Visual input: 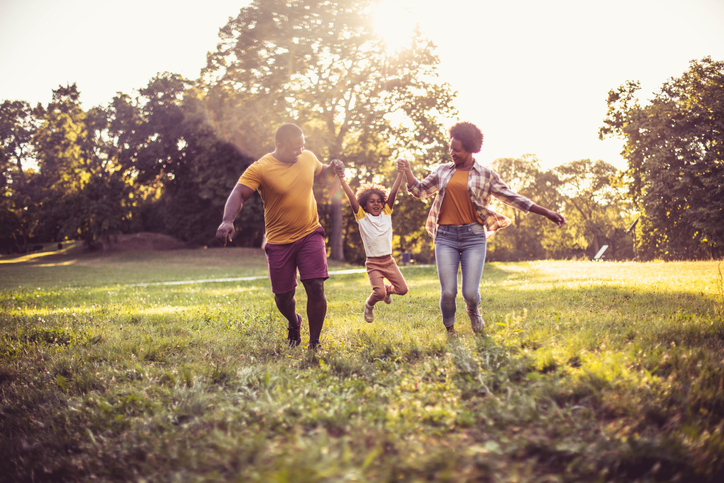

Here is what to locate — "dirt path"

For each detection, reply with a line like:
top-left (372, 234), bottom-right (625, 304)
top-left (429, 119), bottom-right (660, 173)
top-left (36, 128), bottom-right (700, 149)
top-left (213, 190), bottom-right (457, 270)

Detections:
top-left (129, 268), bottom-right (370, 287)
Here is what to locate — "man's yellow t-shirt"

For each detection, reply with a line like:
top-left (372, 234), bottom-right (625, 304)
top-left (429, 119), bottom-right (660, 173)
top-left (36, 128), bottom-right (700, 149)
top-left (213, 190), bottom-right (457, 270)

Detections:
top-left (238, 151), bottom-right (323, 245)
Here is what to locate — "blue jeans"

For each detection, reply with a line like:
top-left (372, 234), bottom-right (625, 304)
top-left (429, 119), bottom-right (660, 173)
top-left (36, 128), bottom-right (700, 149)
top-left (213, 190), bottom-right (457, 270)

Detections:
top-left (435, 223), bottom-right (487, 328)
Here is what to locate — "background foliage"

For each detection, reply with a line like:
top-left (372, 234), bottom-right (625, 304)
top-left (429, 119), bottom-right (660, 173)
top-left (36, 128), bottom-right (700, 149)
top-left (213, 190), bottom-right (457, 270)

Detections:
top-left (1, 0), bottom-right (720, 262)
top-left (600, 56), bottom-right (724, 260)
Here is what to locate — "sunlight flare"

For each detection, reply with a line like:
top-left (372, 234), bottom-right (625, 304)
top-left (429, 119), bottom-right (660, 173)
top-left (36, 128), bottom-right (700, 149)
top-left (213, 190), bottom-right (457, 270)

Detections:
top-left (371, 0), bottom-right (417, 51)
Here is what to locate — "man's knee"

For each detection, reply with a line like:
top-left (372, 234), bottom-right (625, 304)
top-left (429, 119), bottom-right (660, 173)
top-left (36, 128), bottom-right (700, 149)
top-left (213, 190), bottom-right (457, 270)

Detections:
top-left (275, 289), bottom-right (295, 306)
top-left (302, 278), bottom-right (326, 299)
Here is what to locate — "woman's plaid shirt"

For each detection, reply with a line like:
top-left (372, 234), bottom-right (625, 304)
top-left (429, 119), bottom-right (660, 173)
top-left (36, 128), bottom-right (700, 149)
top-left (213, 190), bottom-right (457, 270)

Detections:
top-left (407, 160), bottom-right (534, 241)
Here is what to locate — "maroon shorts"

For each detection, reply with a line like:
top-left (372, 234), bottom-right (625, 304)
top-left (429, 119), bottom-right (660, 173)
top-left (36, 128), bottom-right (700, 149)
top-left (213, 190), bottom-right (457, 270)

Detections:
top-left (264, 226), bottom-right (329, 294)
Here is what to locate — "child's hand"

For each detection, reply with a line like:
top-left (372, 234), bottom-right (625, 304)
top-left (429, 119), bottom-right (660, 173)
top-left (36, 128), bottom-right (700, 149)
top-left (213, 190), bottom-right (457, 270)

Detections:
top-left (397, 158), bottom-right (410, 172)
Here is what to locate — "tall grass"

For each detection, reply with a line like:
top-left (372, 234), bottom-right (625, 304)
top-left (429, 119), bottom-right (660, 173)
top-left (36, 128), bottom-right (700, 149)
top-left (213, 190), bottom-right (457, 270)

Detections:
top-left (1, 248), bottom-right (723, 481)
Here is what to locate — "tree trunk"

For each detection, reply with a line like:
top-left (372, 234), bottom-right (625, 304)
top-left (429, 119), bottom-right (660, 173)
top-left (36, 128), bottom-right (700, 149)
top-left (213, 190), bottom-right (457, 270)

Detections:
top-left (101, 233), bottom-right (112, 255)
top-left (329, 195), bottom-right (344, 261)
top-left (326, 145), bottom-right (345, 261)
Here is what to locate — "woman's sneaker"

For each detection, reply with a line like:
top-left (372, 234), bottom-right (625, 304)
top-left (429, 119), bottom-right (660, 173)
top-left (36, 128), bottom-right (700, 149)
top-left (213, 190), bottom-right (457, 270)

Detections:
top-left (466, 305), bottom-right (485, 334)
top-left (364, 303), bottom-right (374, 323)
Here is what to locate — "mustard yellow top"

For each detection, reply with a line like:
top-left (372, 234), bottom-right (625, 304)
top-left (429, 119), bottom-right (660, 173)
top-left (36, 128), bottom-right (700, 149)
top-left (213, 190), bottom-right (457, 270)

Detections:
top-left (238, 151), bottom-right (323, 244)
top-left (437, 169), bottom-right (484, 226)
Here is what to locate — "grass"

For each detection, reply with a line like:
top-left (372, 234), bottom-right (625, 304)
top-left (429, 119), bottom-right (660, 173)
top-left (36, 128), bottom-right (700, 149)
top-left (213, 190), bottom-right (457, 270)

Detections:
top-left (0, 244), bottom-right (271, 289)
top-left (1, 247), bottom-right (724, 482)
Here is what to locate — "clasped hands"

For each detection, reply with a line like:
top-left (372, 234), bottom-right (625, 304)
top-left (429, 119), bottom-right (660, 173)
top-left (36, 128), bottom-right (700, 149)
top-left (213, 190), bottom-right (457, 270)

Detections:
top-left (331, 157), bottom-right (410, 179)
top-left (330, 159), bottom-right (345, 178)
top-left (396, 158), bottom-right (410, 172)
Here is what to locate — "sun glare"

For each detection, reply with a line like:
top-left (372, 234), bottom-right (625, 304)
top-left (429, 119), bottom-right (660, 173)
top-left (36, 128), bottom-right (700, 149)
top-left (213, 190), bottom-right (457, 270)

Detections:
top-left (372, 0), bottom-right (417, 51)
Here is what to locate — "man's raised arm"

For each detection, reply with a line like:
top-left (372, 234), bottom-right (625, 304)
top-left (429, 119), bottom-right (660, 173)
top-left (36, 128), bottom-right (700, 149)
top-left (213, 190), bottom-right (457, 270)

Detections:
top-left (316, 159), bottom-right (344, 184)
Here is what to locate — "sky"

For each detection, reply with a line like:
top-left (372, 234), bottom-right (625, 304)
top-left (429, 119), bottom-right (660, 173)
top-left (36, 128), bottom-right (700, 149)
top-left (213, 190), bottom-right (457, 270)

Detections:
top-left (1, 0), bottom-right (723, 171)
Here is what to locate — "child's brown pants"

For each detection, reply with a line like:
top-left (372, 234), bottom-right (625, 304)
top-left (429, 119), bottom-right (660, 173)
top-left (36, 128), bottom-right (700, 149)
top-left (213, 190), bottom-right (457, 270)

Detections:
top-left (365, 255), bottom-right (409, 306)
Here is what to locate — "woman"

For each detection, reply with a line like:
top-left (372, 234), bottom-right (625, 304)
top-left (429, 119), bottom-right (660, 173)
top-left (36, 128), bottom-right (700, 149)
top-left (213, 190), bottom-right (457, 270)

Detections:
top-left (397, 121), bottom-right (565, 335)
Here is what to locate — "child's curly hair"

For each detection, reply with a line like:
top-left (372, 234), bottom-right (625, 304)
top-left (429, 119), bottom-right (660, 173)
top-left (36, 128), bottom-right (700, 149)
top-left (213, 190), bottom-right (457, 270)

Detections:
top-left (355, 183), bottom-right (388, 210)
top-left (449, 121), bottom-right (484, 153)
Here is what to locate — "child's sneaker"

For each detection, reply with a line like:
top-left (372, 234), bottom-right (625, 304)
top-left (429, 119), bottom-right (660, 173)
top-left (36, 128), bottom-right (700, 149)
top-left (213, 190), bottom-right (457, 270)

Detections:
top-left (466, 305), bottom-right (485, 334)
top-left (384, 293), bottom-right (392, 304)
top-left (364, 303), bottom-right (374, 323)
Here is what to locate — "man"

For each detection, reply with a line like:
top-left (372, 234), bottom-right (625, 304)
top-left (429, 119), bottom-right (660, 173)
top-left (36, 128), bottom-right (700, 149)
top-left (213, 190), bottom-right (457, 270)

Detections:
top-left (216, 124), bottom-right (342, 350)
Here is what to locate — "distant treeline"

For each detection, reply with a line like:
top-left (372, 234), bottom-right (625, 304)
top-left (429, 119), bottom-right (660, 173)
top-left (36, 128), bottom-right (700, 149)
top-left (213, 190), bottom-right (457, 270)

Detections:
top-left (0, 81), bottom-right (634, 262)
top-left (1, 1), bottom-right (721, 261)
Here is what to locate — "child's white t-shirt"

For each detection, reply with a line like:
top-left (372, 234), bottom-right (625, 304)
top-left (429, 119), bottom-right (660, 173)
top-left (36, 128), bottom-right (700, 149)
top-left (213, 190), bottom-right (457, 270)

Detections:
top-left (355, 205), bottom-right (393, 257)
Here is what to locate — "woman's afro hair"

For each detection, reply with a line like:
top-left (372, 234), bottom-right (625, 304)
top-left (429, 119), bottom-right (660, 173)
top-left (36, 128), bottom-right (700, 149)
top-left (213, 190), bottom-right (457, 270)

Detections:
top-left (449, 121), bottom-right (484, 153)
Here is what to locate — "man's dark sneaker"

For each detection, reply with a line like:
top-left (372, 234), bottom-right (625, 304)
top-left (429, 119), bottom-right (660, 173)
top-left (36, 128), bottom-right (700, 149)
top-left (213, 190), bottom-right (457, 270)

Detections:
top-left (446, 325), bottom-right (458, 336)
top-left (308, 340), bottom-right (320, 351)
top-left (288, 314), bottom-right (302, 347)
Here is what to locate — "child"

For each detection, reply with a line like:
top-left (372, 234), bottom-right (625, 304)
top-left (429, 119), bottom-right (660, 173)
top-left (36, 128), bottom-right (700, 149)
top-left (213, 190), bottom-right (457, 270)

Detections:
top-left (335, 164), bottom-right (409, 322)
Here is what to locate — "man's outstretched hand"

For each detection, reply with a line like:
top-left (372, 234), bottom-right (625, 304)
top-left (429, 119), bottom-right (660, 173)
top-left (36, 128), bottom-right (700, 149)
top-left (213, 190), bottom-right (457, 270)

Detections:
top-left (216, 221), bottom-right (235, 246)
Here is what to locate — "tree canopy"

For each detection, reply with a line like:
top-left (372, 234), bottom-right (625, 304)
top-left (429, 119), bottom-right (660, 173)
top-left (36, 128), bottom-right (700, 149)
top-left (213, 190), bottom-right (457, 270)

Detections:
top-left (600, 56), bottom-right (724, 260)
top-left (485, 156), bottom-right (631, 261)
top-left (202, 0), bottom-right (457, 260)
top-left (4, 3), bottom-right (718, 262)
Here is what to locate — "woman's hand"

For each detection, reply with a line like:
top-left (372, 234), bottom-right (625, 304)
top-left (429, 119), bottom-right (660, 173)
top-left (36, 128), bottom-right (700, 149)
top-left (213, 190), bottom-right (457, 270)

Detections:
top-left (530, 204), bottom-right (566, 227)
top-left (547, 211), bottom-right (566, 227)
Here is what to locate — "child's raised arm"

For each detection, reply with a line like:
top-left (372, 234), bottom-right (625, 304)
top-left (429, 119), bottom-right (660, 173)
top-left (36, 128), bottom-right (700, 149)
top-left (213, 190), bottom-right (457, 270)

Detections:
top-left (386, 171), bottom-right (404, 209)
top-left (337, 170), bottom-right (361, 213)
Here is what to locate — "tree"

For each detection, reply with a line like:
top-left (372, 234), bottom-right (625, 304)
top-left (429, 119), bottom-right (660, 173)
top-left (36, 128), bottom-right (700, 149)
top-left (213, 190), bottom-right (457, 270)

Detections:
top-left (600, 57), bottom-right (724, 259)
top-left (0, 100), bottom-right (40, 252)
top-left (202, 0), bottom-right (457, 260)
top-left (126, 73), bottom-right (263, 246)
top-left (31, 85), bottom-right (138, 251)
top-left (31, 85), bottom-right (89, 244)
top-left (4, 76), bottom-right (267, 252)
top-left (486, 156), bottom-right (566, 261)
top-left (554, 159), bottom-right (633, 259)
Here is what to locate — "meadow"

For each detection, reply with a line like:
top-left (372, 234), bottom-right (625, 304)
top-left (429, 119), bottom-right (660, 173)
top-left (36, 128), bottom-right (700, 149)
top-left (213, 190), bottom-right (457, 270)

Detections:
top-left (1, 246), bottom-right (723, 482)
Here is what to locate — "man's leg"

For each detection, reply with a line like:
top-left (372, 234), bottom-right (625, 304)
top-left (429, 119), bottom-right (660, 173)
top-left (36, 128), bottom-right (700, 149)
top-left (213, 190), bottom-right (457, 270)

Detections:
top-left (274, 289), bottom-right (301, 346)
top-left (264, 240), bottom-right (302, 346)
top-left (296, 227), bottom-right (329, 348)
top-left (301, 278), bottom-right (326, 348)
top-left (274, 289), bottom-right (298, 325)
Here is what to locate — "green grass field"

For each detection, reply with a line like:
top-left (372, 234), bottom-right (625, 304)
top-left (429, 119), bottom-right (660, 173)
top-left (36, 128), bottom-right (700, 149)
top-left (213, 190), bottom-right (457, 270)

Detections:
top-left (1, 247), bottom-right (723, 482)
